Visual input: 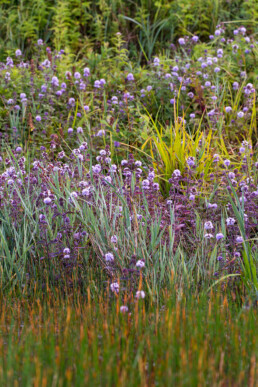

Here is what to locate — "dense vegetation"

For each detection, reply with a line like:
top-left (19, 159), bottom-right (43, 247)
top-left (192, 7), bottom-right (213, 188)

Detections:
top-left (0, 2), bottom-right (257, 385)
top-left (0, 0), bottom-right (257, 60)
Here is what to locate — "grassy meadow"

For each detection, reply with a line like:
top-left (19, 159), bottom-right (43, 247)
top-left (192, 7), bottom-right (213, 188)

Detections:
top-left (0, 0), bottom-right (257, 385)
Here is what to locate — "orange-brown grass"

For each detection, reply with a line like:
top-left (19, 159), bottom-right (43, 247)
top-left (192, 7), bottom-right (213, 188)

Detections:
top-left (0, 287), bottom-right (257, 387)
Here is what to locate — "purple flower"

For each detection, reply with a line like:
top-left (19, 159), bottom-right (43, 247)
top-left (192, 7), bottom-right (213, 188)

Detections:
top-left (204, 233), bottom-right (214, 239)
top-left (233, 82), bottom-right (239, 90)
top-left (83, 67), bottom-right (90, 77)
top-left (228, 172), bottom-right (235, 179)
top-left (68, 98), bottom-right (75, 106)
top-left (178, 38), bottom-right (185, 45)
top-left (100, 79), bottom-right (106, 87)
top-left (120, 306), bottom-right (128, 313)
top-left (236, 236), bottom-right (244, 243)
top-left (207, 203), bottom-right (218, 209)
top-left (172, 170), bottom-right (181, 178)
top-left (105, 252), bottom-right (114, 262)
top-left (110, 282), bottom-right (119, 293)
top-left (216, 233), bottom-right (224, 241)
top-left (153, 57), bottom-right (160, 66)
top-left (135, 290), bottom-right (145, 299)
top-left (97, 130), bottom-right (105, 137)
top-left (136, 260), bottom-right (145, 268)
top-left (204, 221), bottom-right (214, 230)
top-left (15, 49), bottom-right (22, 57)
top-left (44, 197), bottom-right (52, 205)
top-left (111, 235), bottom-right (118, 243)
top-left (127, 73), bottom-right (134, 81)
top-left (186, 157), bottom-right (195, 168)
top-left (36, 115), bottom-right (41, 122)
top-left (92, 164), bottom-right (102, 174)
top-left (51, 76), bottom-right (59, 87)
top-left (82, 188), bottom-right (90, 196)
top-left (74, 72), bottom-right (81, 79)
top-left (142, 179), bottom-right (150, 189)
top-left (94, 80), bottom-right (100, 88)
top-left (226, 217), bottom-right (235, 226)
top-left (70, 191), bottom-right (78, 199)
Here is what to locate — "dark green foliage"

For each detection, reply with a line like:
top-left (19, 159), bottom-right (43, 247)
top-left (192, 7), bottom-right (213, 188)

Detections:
top-left (0, 0), bottom-right (257, 60)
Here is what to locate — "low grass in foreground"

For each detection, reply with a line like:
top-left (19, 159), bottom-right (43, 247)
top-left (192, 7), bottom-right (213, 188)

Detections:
top-left (0, 287), bottom-right (257, 387)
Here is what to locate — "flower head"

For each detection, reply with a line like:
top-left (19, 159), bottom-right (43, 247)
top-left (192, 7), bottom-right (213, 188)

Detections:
top-left (44, 197), bottom-right (52, 205)
top-left (111, 235), bottom-right (118, 244)
top-left (236, 236), bottom-right (244, 243)
top-left (204, 221), bottom-right (214, 230)
top-left (178, 38), bottom-right (185, 45)
top-left (204, 233), bottom-right (214, 239)
top-left (110, 282), bottom-right (119, 293)
top-left (226, 217), bottom-right (235, 226)
top-left (127, 73), bottom-right (134, 81)
top-left (224, 159), bottom-right (231, 167)
top-left (135, 290), bottom-right (145, 299)
top-left (105, 252), bottom-right (114, 262)
top-left (136, 260), bottom-right (145, 268)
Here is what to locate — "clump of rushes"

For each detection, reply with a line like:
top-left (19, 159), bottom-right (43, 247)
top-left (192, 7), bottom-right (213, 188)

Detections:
top-left (0, 138), bottom-right (257, 298)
